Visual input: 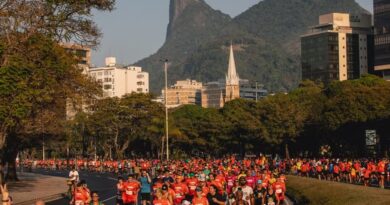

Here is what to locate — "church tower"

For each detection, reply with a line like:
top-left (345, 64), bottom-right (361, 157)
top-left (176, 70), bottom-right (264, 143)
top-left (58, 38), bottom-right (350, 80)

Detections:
top-left (225, 43), bottom-right (240, 102)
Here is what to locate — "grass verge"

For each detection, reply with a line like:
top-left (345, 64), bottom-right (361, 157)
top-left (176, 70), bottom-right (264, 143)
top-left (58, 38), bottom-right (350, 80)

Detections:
top-left (286, 175), bottom-right (390, 205)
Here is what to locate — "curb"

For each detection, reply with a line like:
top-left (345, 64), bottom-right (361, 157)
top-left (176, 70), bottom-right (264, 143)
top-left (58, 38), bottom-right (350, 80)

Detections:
top-left (14, 193), bottom-right (66, 205)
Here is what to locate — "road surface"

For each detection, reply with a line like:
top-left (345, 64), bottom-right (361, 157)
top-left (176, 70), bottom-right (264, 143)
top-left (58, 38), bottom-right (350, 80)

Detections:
top-left (32, 169), bottom-right (118, 205)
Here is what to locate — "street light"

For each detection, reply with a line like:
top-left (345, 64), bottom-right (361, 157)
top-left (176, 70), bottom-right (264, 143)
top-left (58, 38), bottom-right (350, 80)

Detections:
top-left (255, 81), bottom-right (258, 102)
top-left (162, 59), bottom-right (169, 161)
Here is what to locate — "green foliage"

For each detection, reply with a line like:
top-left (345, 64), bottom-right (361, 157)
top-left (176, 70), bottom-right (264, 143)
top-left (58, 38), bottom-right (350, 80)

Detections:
top-left (57, 76), bottom-right (390, 158)
top-left (77, 93), bottom-right (164, 159)
top-left (0, 34), bottom-right (100, 135)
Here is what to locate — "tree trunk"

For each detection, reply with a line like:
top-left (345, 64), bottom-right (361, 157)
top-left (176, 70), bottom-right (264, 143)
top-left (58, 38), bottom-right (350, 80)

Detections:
top-left (4, 134), bottom-right (19, 181)
top-left (5, 157), bottom-right (18, 181)
top-left (285, 143), bottom-right (290, 160)
top-left (0, 163), bottom-right (4, 185)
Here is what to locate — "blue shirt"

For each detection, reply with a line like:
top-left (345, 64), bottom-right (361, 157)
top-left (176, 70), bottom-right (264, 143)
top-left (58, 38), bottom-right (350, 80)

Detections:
top-left (139, 177), bottom-right (151, 193)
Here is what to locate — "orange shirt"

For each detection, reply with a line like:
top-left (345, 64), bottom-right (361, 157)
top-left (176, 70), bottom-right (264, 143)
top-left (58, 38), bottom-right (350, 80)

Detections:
top-left (192, 196), bottom-right (209, 205)
top-left (378, 161), bottom-right (385, 173)
top-left (74, 189), bottom-right (89, 205)
top-left (153, 198), bottom-right (170, 205)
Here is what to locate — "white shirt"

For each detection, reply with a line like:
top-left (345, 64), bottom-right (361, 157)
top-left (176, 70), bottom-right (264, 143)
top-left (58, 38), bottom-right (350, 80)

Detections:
top-left (234, 185), bottom-right (253, 205)
top-left (69, 170), bottom-right (79, 182)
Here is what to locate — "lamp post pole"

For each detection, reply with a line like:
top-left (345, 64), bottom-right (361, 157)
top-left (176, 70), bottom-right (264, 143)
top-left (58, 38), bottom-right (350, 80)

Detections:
top-left (255, 81), bottom-right (258, 102)
top-left (164, 59), bottom-right (169, 161)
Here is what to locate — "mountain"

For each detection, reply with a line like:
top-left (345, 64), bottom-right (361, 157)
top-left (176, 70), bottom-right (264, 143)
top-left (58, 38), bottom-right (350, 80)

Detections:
top-left (136, 0), bottom-right (231, 93)
top-left (136, 0), bottom-right (369, 93)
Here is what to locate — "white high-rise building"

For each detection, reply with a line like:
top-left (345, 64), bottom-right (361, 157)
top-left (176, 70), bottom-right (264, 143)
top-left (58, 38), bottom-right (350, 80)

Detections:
top-left (88, 57), bottom-right (149, 98)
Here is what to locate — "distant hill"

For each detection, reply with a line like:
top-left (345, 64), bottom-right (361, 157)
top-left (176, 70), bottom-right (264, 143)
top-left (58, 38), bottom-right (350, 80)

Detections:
top-left (136, 0), bottom-right (369, 93)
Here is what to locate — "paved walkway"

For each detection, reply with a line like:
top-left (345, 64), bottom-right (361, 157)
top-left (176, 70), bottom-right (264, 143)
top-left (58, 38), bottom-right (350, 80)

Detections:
top-left (1, 172), bottom-right (67, 205)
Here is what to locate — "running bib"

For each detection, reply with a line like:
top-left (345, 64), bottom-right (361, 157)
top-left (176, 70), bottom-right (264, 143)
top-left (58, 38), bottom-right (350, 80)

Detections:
top-left (175, 193), bottom-right (182, 198)
top-left (189, 185), bottom-right (196, 190)
top-left (126, 190), bottom-right (134, 195)
top-left (276, 189), bottom-right (283, 194)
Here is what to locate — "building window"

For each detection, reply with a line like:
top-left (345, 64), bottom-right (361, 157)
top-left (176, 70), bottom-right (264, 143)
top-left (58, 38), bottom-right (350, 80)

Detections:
top-left (137, 81), bottom-right (144, 85)
top-left (137, 74), bottom-right (144, 78)
top-left (98, 72), bottom-right (102, 76)
top-left (104, 84), bottom-right (112, 90)
top-left (137, 88), bottom-right (143, 92)
top-left (104, 78), bottom-right (112, 82)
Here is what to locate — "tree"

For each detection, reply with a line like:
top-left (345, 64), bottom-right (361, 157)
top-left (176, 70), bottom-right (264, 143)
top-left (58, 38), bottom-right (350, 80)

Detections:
top-left (172, 105), bottom-right (227, 156)
top-left (0, 0), bottom-right (115, 183)
top-left (222, 99), bottom-right (265, 156)
top-left (85, 93), bottom-right (164, 159)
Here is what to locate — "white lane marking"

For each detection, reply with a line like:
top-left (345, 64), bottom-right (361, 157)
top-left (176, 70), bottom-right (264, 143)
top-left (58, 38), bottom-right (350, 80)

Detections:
top-left (101, 195), bottom-right (117, 202)
top-left (107, 177), bottom-right (118, 181)
top-left (285, 197), bottom-right (292, 205)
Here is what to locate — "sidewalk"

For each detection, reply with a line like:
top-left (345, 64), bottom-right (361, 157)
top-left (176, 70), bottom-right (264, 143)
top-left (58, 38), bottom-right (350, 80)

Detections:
top-left (1, 172), bottom-right (67, 205)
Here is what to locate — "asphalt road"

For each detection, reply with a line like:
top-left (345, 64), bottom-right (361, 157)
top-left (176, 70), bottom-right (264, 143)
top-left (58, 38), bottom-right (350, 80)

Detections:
top-left (32, 169), bottom-right (119, 205)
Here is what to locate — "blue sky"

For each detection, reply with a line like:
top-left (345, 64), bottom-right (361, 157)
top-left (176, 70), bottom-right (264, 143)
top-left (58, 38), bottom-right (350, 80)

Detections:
top-left (91, 0), bottom-right (373, 66)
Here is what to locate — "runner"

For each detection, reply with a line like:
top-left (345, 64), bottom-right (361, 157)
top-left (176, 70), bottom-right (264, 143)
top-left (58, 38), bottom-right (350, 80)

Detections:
top-left (172, 175), bottom-right (188, 205)
top-left (234, 177), bottom-right (254, 205)
top-left (90, 191), bottom-right (104, 205)
top-left (122, 174), bottom-right (141, 205)
top-left (69, 166), bottom-right (80, 185)
top-left (232, 189), bottom-right (248, 205)
top-left (139, 170), bottom-right (152, 205)
top-left (71, 183), bottom-right (91, 205)
top-left (192, 187), bottom-right (209, 205)
top-left (206, 185), bottom-right (225, 205)
top-left (153, 189), bottom-right (170, 205)
top-left (253, 180), bottom-right (266, 205)
top-left (161, 184), bottom-right (173, 205)
top-left (117, 177), bottom-right (125, 205)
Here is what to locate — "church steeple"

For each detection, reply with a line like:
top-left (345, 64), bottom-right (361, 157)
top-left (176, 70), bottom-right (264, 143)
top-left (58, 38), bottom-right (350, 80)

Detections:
top-left (226, 43), bottom-right (239, 86)
top-left (224, 42), bottom-right (240, 103)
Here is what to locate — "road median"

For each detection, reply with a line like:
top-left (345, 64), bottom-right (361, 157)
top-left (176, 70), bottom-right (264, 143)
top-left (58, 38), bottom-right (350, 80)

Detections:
top-left (286, 175), bottom-right (390, 205)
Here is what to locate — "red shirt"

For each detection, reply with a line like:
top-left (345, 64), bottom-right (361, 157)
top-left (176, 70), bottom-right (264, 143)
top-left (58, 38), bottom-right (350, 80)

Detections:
top-left (122, 181), bottom-right (140, 203)
top-left (186, 178), bottom-right (198, 196)
top-left (173, 183), bottom-right (188, 204)
top-left (333, 165), bottom-right (340, 174)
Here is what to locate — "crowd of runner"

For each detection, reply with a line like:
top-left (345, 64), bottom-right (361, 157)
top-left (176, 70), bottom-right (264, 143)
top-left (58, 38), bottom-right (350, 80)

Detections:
top-left (20, 156), bottom-right (288, 205)
top-left (11, 156), bottom-right (390, 205)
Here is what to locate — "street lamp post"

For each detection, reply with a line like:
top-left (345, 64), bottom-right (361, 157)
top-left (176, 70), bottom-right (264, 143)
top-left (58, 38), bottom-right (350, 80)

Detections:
top-left (255, 81), bottom-right (258, 102)
top-left (163, 59), bottom-right (169, 161)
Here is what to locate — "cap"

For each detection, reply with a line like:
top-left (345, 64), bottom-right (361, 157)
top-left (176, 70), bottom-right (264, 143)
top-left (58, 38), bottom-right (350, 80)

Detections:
top-left (162, 185), bottom-right (168, 191)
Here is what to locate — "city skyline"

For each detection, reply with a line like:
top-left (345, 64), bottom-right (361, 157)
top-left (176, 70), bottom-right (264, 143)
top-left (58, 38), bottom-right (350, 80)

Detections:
top-left (91, 0), bottom-right (373, 66)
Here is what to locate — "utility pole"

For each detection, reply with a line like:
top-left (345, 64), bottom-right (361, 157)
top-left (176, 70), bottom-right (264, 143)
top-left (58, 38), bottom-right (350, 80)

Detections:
top-left (255, 81), bottom-right (258, 102)
top-left (42, 137), bottom-right (45, 161)
top-left (163, 59), bottom-right (169, 161)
